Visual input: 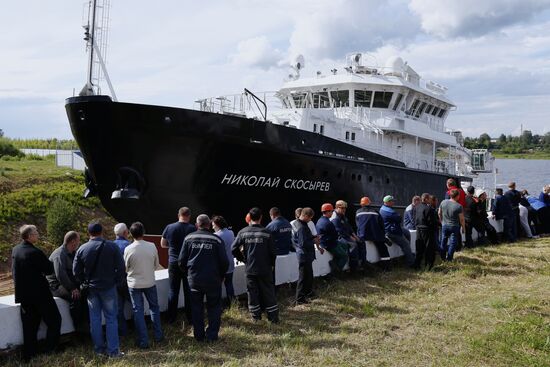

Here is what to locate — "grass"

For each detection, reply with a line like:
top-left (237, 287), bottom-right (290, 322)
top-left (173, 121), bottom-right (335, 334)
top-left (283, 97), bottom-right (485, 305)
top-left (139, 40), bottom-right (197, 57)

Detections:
top-left (1, 238), bottom-right (549, 366)
top-left (491, 150), bottom-right (550, 159)
top-left (0, 157), bottom-right (115, 267)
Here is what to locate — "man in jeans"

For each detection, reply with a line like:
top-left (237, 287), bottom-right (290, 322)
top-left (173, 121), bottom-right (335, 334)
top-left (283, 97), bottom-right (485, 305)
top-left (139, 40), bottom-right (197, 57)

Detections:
top-left (124, 222), bottom-right (164, 349)
top-left (179, 215), bottom-right (228, 341)
top-left (380, 195), bottom-right (415, 267)
top-left (293, 208), bottom-right (321, 304)
top-left (438, 189), bottom-right (466, 261)
top-left (113, 223), bottom-right (131, 336)
top-left (73, 222), bottom-right (125, 357)
top-left (160, 207), bottom-right (196, 324)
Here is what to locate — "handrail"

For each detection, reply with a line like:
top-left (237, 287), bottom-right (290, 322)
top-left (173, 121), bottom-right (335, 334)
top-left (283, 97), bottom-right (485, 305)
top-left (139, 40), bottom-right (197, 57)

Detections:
top-left (244, 88), bottom-right (267, 122)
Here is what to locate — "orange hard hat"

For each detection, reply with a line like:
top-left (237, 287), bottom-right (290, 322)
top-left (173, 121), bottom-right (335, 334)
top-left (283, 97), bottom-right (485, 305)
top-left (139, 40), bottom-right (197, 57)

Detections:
top-left (321, 203), bottom-right (334, 212)
top-left (360, 196), bottom-right (371, 206)
top-left (245, 213), bottom-right (251, 224)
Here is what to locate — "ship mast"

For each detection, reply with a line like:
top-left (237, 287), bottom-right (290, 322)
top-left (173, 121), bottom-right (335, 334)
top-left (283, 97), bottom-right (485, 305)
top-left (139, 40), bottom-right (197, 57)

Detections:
top-left (79, 0), bottom-right (117, 101)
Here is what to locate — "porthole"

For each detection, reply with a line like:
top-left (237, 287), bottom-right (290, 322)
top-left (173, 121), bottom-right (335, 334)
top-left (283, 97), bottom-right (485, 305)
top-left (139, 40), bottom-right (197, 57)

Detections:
top-left (386, 177), bottom-right (390, 184)
top-left (164, 116), bottom-right (172, 124)
top-left (352, 174), bottom-right (356, 180)
top-left (323, 170), bottom-right (328, 177)
top-left (358, 174), bottom-right (362, 181)
top-left (369, 176), bottom-right (373, 182)
top-left (337, 171), bottom-right (342, 179)
top-left (301, 139), bottom-right (306, 145)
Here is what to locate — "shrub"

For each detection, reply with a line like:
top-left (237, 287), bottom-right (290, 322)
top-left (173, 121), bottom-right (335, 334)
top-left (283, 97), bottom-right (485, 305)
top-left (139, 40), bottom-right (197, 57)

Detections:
top-left (24, 153), bottom-right (44, 161)
top-left (0, 138), bottom-right (23, 158)
top-left (46, 198), bottom-right (78, 246)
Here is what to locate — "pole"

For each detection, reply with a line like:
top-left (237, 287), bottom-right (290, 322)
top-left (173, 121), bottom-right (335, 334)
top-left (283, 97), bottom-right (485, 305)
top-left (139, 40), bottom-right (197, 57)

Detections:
top-left (86, 0), bottom-right (98, 92)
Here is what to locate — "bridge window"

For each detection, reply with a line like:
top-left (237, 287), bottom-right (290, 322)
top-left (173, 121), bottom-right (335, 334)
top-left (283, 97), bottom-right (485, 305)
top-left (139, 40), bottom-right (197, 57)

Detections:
top-left (414, 102), bottom-right (427, 117)
top-left (372, 91), bottom-right (393, 108)
top-left (425, 104), bottom-right (433, 114)
top-left (407, 99), bottom-right (420, 115)
top-left (438, 108), bottom-right (446, 118)
top-left (431, 106), bottom-right (440, 116)
top-left (320, 125), bottom-right (324, 135)
top-left (351, 132), bottom-right (356, 141)
top-left (354, 90), bottom-right (372, 107)
top-left (312, 92), bottom-right (330, 108)
top-left (392, 93), bottom-right (403, 111)
top-left (313, 123), bottom-right (317, 132)
top-left (330, 90), bottom-right (349, 107)
top-left (345, 131), bottom-right (350, 140)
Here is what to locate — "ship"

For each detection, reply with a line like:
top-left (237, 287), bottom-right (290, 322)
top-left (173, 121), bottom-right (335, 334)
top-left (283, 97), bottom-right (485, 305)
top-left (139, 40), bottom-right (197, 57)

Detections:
top-left (65, 1), bottom-right (493, 233)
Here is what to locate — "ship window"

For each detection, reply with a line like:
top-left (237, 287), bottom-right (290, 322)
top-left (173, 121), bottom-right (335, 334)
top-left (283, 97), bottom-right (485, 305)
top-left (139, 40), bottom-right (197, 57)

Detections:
top-left (351, 132), bottom-right (356, 141)
top-left (320, 125), bottom-right (324, 135)
top-left (431, 107), bottom-right (440, 116)
top-left (312, 92), bottom-right (330, 108)
top-left (313, 123), bottom-right (317, 132)
top-left (407, 99), bottom-right (420, 115)
top-left (386, 177), bottom-right (390, 184)
top-left (414, 102), bottom-right (427, 118)
top-left (337, 171), bottom-right (343, 179)
top-left (372, 91), bottom-right (393, 108)
top-left (425, 104), bottom-right (434, 114)
top-left (345, 131), bottom-right (350, 140)
top-left (438, 108), bottom-right (446, 118)
top-left (323, 170), bottom-right (328, 177)
top-left (352, 174), bottom-right (356, 180)
top-left (358, 174), bottom-right (362, 181)
top-left (354, 90), bottom-right (372, 107)
top-left (330, 90), bottom-right (349, 107)
top-left (369, 176), bottom-right (373, 182)
top-left (392, 93), bottom-right (403, 111)
top-left (291, 92), bottom-right (308, 108)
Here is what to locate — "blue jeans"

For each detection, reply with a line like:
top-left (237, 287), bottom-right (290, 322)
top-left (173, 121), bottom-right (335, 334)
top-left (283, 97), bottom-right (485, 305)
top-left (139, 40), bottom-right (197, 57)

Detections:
top-left (387, 233), bottom-right (415, 266)
top-left (190, 285), bottom-right (222, 341)
top-left (128, 286), bottom-right (164, 348)
top-left (503, 216), bottom-right (517, 242)
top-left (441, 225), bottom-right (461, 261)
top-left (87, 286), bottom-right (119, 356)
top-left (117, 284), bottom-right (130, 336)
top-left (168, 263), bottom-right (192, 323)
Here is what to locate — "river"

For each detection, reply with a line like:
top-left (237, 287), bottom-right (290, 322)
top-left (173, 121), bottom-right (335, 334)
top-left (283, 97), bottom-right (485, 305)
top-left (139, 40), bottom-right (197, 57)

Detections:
top-left (473, 159), bottom-right (550, 195)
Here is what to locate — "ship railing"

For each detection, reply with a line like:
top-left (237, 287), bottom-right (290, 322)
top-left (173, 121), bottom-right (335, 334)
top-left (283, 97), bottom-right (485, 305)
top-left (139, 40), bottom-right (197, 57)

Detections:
top-left (194, 91), bottom-right (283, 120)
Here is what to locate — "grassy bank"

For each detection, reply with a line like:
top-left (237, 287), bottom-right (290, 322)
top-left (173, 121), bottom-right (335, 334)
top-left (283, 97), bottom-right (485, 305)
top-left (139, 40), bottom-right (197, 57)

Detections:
top-left (491, 150), bottom-right (550, 159)
top-left (0, 156), bottom-right (114, 267)
top-left (2, 238), bottom-right (549, 367)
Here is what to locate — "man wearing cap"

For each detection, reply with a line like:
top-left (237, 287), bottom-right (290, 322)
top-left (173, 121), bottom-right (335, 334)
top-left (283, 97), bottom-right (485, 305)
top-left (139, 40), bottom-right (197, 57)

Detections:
top-left (232, 208), bottom-right (279, 322)
top-left (355, 196), bottom-right (391, 271)
top-left (179, 215), bottom-right (228, 342)
top-left (73, 222), bottom-right (125, 357)
top-left (331, 200), bottom-right (363, 272)
top-left (414, 193), bottom-right (438, 269)
top-left (380, 195), bottom-right (415, 267)
top-left (316, 203), bottom-right (347, 272)
top-left (113, 223), bottom-right (131, 336)
top-left (160, 207), bottom-right (196, 325)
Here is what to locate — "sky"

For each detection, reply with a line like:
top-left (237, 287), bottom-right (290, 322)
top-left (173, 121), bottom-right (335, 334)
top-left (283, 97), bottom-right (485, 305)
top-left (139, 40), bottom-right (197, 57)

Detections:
top-left (1, 0), bottom-right (550, 139)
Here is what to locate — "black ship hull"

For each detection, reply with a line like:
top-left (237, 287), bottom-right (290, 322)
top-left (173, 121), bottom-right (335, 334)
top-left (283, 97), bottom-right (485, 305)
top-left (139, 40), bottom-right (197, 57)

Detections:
top-left (65, 95), bottom-right (464, 233)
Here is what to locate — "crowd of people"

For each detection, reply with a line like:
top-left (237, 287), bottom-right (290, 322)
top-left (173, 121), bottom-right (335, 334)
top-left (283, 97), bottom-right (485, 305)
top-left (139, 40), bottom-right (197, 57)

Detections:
top-left (10, 180), bottom-right (550, 362)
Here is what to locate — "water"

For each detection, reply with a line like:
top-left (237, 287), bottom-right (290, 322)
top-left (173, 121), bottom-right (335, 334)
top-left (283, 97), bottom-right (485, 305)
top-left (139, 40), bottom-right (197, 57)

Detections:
top-left (473, 159), bottom-right (550, 195)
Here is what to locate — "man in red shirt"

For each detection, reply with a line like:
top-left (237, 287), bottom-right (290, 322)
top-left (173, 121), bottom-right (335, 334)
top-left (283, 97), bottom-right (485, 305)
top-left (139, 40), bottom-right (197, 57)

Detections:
top-left (445, 178), bottom-right (466, 207)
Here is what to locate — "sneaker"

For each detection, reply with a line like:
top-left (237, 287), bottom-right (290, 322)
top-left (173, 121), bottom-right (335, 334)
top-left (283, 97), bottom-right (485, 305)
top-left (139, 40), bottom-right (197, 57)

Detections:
top-left (109, 352), bottom-right (125, 358)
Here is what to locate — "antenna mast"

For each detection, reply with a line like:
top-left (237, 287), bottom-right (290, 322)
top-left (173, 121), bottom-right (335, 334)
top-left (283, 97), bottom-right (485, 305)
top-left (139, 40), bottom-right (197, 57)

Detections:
top-left (79, 0), bottom-right (117, 101)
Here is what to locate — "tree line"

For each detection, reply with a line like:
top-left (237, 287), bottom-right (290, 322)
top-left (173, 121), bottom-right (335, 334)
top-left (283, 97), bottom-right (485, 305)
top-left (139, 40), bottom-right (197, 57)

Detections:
top-left (464, 131), bottom-right (550, 154)
top-left (5, 138), bottom-right (78, 150)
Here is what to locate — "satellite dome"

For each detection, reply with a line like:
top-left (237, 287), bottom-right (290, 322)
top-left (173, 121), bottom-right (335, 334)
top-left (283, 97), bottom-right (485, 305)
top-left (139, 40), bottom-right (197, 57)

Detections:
top-left (384, 56), bottom-right (404, 77)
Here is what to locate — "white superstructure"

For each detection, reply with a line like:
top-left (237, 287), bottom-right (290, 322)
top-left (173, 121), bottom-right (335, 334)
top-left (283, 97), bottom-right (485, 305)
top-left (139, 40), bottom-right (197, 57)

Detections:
top-left (196, 53), bottom-right (492, 178)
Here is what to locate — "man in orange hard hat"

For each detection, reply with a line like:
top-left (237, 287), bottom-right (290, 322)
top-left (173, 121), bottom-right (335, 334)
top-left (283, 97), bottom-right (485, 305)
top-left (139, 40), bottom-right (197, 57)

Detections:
top-left (316, 203), bottom-right (348, 273)
top-left (355, 196), bottom-right (391, 271)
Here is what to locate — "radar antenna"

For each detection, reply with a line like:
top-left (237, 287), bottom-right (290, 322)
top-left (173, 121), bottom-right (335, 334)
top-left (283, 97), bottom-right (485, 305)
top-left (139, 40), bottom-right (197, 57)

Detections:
top-left (79, 0), bottom-right (117, 101)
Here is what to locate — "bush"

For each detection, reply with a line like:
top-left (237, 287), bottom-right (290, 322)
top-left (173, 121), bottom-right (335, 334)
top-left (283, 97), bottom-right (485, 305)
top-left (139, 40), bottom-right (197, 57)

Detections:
top-left (0, 138), bottom-right (23, 158)
top-left (24, 153), bottom-right (44, 161)
top-left (46, 198), bottom-right (78, 246)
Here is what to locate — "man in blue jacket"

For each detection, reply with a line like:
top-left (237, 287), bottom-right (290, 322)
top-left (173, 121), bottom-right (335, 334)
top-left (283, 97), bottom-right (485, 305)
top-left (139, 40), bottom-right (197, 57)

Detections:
top-left (73, 222), bottom-right (125, 357)
top-left (403, 195), bottom-right (420, 231)
top-left (266, 207), bottom-right (293, 255)
top-left (179, 215), bottom-right (228, 342)
top-left (293, 207), bottom-right (318, 304)
top-left (355, 196), bottom-right (391, 271)
top-left (331, 200), bottom-right (363, 271)
top-left (492, 188), bottom-right (516, 242)
top-left (379, 195), bottom-right (415, 267)
top-left (504, 182), bottom-right (521, 240)
top-left (316, 203), bottom-right (347, 272)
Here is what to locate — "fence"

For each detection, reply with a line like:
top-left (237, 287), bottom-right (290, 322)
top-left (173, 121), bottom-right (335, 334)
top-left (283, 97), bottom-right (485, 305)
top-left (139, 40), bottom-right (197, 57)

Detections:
top-left (20, 149), bottom-right (85, 171)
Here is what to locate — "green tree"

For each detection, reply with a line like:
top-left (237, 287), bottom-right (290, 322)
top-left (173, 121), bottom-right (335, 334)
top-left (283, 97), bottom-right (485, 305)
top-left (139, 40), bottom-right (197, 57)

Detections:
top-left (479, 133), bottom-right (491, 149)
top-left (498, 134), bottom-right (506, 144)
top-left (520, 130), bottom-right (533, 148)
top-left (46, 198), bottom-right (78, 246)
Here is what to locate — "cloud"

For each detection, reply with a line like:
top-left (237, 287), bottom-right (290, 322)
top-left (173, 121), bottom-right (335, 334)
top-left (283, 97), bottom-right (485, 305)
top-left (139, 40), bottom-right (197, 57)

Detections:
top-left (409, 0), bottom-right (550, 38)
top-left (230, 36), bottom-right (283, 70)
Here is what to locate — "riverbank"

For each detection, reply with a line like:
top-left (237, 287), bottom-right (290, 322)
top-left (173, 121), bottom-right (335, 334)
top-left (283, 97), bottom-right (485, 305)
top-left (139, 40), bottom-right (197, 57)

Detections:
top-left (491, 151), bottom-right (550, 159)
top-left (1, 238), bottom-right (548, 366)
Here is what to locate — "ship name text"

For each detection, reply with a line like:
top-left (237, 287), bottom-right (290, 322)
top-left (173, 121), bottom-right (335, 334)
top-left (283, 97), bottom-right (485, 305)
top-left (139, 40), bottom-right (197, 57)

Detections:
top-left (220, 174), bottom-right (330, 192)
